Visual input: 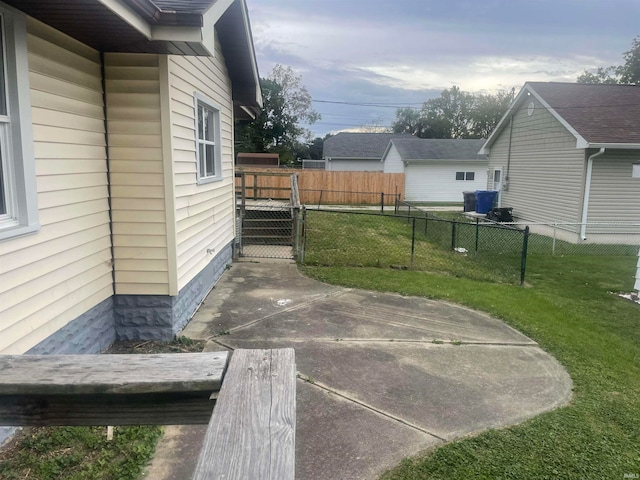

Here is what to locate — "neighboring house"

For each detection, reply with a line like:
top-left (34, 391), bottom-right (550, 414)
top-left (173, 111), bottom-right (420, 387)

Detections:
top-left (382, 138), bottom-right (488, 202)
top-left (323, 132), bottom-right (414, 171)
top-left (0, 0), bottom-right (261, 356)
top-left (481, 82), bottom-right (640, 242)
top-left (236, 152), bottom-right (280, 168)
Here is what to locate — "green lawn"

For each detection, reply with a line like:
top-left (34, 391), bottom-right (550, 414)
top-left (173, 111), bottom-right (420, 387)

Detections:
top-left (302, 233), bottom-right (640, 477)
top-left (304, 210), bottom-right (526, 284)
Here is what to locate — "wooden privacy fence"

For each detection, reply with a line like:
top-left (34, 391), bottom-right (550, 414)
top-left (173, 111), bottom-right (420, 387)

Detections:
top-left (0, 348), bottom-right (296, 480)
top-left (235, 168), bottom-right (405, 205)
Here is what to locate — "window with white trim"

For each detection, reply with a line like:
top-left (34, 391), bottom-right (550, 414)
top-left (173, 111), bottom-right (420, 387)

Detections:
top-left (0, 6), bottom-right (38, 241)
top-left (455, 171), bottom-right (475, 181)
top-left (195, 94), bottom-right (222, 183)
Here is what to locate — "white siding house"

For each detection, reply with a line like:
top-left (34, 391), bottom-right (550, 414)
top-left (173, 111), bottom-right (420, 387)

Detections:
top-left (382, 138), bottom-right (488, 203)
top-left (0, 0), bottom-right (261, 359)
top-left (481, 82), bottom-right (640, 242)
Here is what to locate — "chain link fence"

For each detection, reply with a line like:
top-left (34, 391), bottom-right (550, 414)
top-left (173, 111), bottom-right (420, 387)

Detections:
top-left (301, 208), bottom-right (529, 284)
top-left (509, 222), bottom-right (640, 256)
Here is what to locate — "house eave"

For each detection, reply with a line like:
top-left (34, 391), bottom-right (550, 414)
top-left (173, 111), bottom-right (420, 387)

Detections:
top-left (404, 157), bottom-right (488, 163)
top-left (585, 143), bottom-right (640, 150)
top-left (5, 0), bottom-right (262, 112)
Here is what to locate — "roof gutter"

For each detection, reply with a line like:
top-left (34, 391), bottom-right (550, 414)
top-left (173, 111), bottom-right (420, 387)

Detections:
top-left (580, 147), bottom-right (606, 240)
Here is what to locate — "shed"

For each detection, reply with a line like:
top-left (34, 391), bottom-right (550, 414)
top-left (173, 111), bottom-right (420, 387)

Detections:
top-left (236, 153), bottom-right (280, 168)
top-left (382, 138), bottom-right (488, 202)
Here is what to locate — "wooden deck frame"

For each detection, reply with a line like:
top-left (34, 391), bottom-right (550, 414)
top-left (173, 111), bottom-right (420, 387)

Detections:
top-left (0, 348), bottom-right (296, 480)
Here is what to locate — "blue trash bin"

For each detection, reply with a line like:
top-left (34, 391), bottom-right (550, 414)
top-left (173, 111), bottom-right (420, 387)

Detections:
top-left (475, 190), bottom-right (498, 214)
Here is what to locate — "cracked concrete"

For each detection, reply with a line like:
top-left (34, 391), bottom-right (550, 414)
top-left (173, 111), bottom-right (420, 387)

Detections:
top-left (148, 261), bottom-right (572, 480)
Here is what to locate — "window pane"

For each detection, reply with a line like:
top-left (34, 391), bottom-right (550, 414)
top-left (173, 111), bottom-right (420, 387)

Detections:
top-left (0, 162), bottom-right (6, 216)
top-left (205, 109), bottom-right (215, 141)
top-left (197, 105), bottom-right (204, 140)
top-left (199, 143), bottom-right (205, 176)
top-left (0, 21), bottom-right (6, 116)
top-left (205, 144), bottom-right (215, 176)
top-left (466, 172), bottom-right (475, 181)
top-left (455, 172), bottom-right (464, 181)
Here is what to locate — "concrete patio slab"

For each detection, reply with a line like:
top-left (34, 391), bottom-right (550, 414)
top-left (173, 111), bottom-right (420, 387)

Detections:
top-left (295, 380), bottom-right (438, 480)
top-left (151, 262), bottom-right (572, 480)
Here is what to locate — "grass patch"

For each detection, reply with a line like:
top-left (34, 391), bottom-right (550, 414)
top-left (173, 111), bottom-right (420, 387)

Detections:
top-left (302, 252), bottom-right (640, 478)
top-left (0, 338), bottom-right (205, 479)
top-left (304, 210), bottom-right (526, 284)
top-left (0, 426), bottom-right (162, 480)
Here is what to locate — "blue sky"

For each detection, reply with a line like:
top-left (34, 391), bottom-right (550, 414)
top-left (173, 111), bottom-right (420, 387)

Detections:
top-left (246, 0), bottom-right (640, 138)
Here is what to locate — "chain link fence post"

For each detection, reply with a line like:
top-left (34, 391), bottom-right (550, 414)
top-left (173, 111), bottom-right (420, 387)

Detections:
top-left (451, 221), bottom-right (457, 250)
top-left (520, 226), bottom-right (530, 285)
top-left (411, 217), bottom-right (416, 268)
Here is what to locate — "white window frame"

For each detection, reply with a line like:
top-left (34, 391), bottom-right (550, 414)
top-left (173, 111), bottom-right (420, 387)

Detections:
top-left (455, 171), bottom-right (476, 181)
top-left (0, 5), bottom-right (38, 241)
top-left (194, 92), bottom-right (222, 184)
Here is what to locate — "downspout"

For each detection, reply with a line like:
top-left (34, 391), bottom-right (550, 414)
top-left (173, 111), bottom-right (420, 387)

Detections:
top-left (100, 52), bottom-right (116, 292)
top-left (580, 147), bottom-right (605, 240)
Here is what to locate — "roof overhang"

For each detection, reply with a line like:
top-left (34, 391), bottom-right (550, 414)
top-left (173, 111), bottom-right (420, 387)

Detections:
top-left (404, 158), bottom-right (488, 163)
top-left (5, 0), bottom-right (261, 118)
top-left (585, 143), bottom-right (640, 150)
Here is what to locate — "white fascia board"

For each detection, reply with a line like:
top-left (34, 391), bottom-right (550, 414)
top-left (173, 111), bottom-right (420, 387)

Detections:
top-left (151, 25), bottom-right (204, 43)
top-left (97, 0), bottom-right (152, 38)
top-left (405, 158), bottom-right (488, 163)
top-left (236, 0), bottom-right (262, 107)
top-left (586, 143), bottom-right (640, 150)
top-left (380, 140), bottom-right (395, 162)
top-left (201, 0), bottom-right (235, 56)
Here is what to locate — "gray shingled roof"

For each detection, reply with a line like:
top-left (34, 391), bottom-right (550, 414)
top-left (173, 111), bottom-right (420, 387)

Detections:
top-left (526, 82), bottom-right (640, 144)
top-left (323, 133), bottom-right (414, 159)
top-left (389, 138), bottom-right (487, 161)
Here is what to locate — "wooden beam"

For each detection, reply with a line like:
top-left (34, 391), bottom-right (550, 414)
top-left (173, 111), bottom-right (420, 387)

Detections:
top-left (192, 349), bottom-right (296, 480)
top-left (0, 352), bottom-right (228, 426)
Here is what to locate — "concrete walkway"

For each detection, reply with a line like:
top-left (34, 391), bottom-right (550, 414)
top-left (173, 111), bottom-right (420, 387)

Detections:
top-left (146, 261), bottom-right (571, 480)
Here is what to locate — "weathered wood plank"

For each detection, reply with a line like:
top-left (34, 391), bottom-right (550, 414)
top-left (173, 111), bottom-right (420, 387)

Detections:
top-left (0, 353), bottom-right (228, 395)
top-left (192, 349), bottom-right (296, 480)
top-left (0, 352), bottom-right (228, 426)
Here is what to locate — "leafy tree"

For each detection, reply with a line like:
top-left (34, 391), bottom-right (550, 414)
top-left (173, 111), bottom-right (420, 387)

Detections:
top-left (393, 87), bottom-right (513, 139)
top-left (469, 89), bottom-right (514, 138)
top-left (235, 65), bottom-right (320, 165)
top-left (577, 36), bottom-right (640, 84)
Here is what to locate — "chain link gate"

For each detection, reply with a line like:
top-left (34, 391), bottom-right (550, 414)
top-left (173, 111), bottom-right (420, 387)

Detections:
top-left (236, 202), bottom-right (305, 260)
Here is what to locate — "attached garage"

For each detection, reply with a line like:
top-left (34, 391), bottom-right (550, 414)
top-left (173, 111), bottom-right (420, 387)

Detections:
top-left (383, 138), bottom-right (488, 202)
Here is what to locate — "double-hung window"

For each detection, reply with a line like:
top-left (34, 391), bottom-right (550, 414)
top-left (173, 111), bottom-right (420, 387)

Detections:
top-left (195, 93), bottom-right (222, 183)
top-left (0, 6), bottom-right (38, 241)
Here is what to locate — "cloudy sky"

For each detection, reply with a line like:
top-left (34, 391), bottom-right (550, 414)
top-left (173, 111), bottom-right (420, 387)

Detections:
top-left (245, 0), bottom-right (640, 138)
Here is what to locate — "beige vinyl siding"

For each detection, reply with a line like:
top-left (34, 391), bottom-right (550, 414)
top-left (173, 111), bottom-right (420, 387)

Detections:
top-left (105, 53), bottom-right (170, 295)
top-left (168, 38), bottom-right (235, 290)
top-left (487, 99), bottom-right (586, 224)
top-left (0, 17), bottom-right (112, 354)
top-left (587, 152), bottom-right (640, 231)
